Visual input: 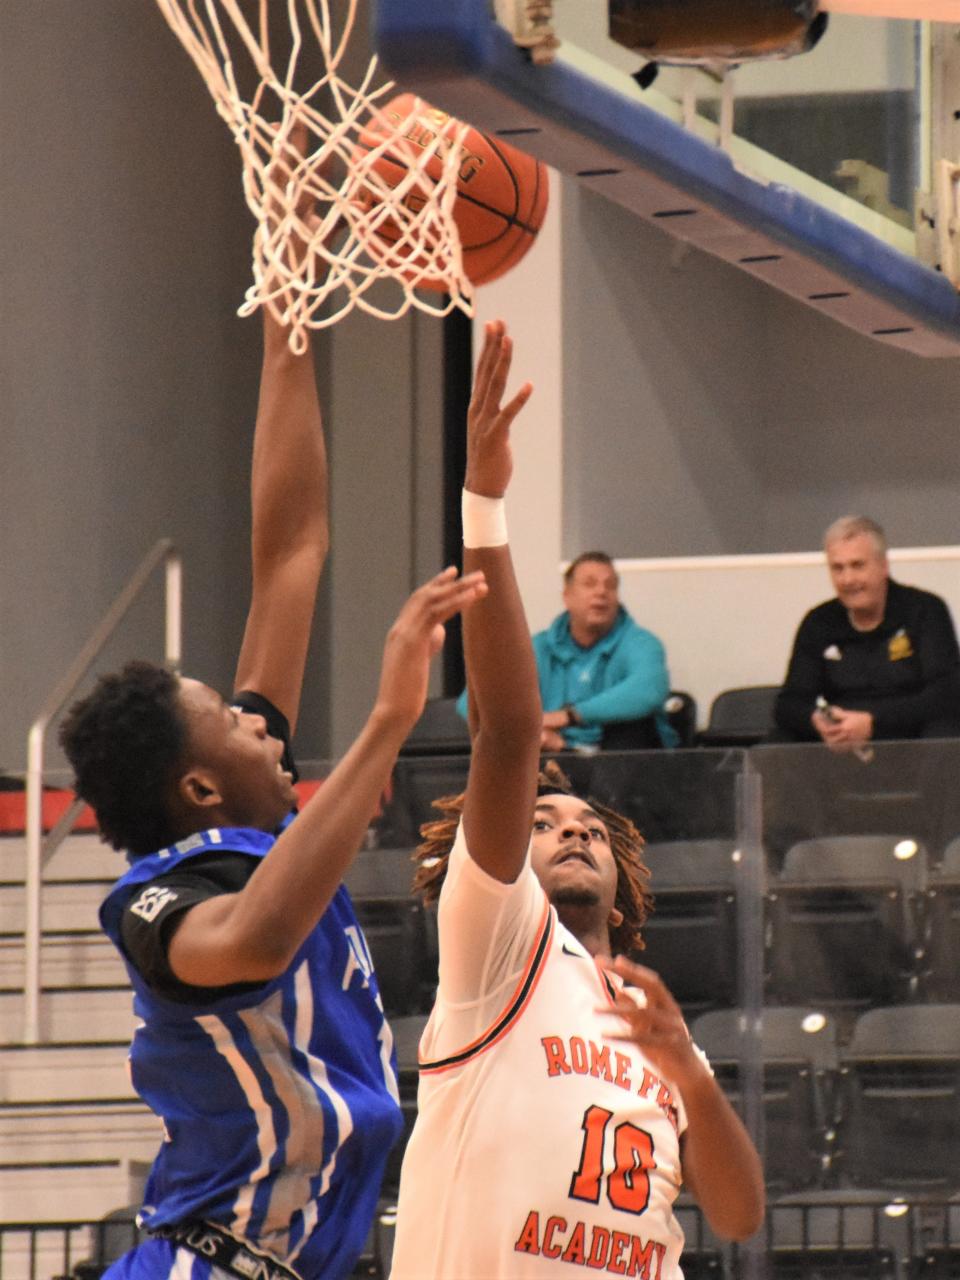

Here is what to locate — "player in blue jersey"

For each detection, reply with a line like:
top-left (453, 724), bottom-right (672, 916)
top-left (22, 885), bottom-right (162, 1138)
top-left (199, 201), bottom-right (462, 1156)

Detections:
top-left (59, 276), bottom-right (488, 1275)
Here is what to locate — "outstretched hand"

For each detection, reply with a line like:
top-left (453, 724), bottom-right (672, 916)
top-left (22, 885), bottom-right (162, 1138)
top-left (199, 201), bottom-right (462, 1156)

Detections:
top-left (464, 320), bottom-right (533, 499)
top-left (597, 957), bottom-right (709, 1093)
top-left (375, 567), bottom-right (488, 729)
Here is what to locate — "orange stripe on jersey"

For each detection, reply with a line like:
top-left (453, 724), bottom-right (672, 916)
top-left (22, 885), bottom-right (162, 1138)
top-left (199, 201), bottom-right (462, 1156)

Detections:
top-left (420, 898), bottom-right (554, 1075)
top-left (594, 957), bottom-right (619, 1005)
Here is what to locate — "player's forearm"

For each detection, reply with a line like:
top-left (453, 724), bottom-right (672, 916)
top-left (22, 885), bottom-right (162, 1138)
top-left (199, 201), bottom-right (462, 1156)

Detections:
top-left (252, 317), bottom-right (330, 569)
top-left (171, 706), bottom-right (410, 985)
top-left (680, 1073), bottom-right (765, 1241)
top-left (462, 544), bottom-right (541, 742)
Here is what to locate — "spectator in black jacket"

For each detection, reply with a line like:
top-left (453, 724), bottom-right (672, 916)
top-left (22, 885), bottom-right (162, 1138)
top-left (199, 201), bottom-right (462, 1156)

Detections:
top-left (775, 516), bottom-right (960, 749)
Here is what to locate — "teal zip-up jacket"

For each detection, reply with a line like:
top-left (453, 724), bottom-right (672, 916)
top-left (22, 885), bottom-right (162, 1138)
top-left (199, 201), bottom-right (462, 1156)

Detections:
top-left (458, 606), bottom-right (676, 748)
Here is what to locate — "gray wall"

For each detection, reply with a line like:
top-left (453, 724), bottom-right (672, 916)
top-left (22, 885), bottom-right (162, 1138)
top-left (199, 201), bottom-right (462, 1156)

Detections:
top-left (759, 294), bottom-right (960, 549)
top-left (563, 185), bottom-right (960, 558)
top-left (3, 4), bottom-right (959, 774)
top-left (1, 2), bottom-right (255, 771)
top-left (0, 2), bottom-right (440, 771)
top-left (562, 189), bottom-right (769, 558)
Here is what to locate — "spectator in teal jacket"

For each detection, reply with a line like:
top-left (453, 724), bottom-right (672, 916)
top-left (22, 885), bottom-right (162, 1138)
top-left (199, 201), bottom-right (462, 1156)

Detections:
top-left (458, 551), bottom-right (677, 752)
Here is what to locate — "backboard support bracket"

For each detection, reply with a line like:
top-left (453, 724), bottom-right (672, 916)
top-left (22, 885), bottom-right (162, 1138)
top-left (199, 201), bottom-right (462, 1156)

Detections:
top-left (931, 24), bottom-right (960, 284)
top-left (493, 0), bottom-right (559, 65)
top-left (376, 0), bottom-right (960, 356)
top-left (937, 161), bottom-right (960, 282)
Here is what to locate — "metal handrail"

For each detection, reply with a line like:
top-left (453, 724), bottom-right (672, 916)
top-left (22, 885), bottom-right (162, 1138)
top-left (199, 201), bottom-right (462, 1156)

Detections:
top-left (23, 539), bottom-right (182, 1044)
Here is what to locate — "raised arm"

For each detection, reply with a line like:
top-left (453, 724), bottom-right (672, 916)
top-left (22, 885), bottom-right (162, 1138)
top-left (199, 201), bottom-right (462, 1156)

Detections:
top-left (168, 567), bottom-right (487, 986)
top-left (232, 311), bottom-right (328, 733)
top-left (233, 128), bottom-right (330, 731)
top-left (460, 321), bottom-right (543, 884)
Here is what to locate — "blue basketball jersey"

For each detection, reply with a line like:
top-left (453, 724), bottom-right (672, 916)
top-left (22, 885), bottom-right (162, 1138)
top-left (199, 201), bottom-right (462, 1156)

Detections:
top-left (100, 822), bottom-right (402, 1280)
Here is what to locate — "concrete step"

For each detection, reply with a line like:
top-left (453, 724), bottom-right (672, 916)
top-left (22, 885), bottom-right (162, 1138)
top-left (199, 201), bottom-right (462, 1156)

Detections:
top-left (0, 988), bottom-right (136, 1047)
top-left (0, 1103), bottom-right (160, 1166)
top-left (0, 834), bottom-right (120, 884)
top-left (0, 1159), bottom-right (148, 1226)
top-left (0, 935), bottom-right (127, 992)
top-left (0, 1043), bottom-right (134, 1105)
top-left (0, 882), bottom-right (109, 934)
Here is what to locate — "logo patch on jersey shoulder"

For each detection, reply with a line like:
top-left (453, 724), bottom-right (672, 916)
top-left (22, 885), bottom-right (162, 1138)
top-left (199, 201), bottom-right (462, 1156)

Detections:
top-left (823, 644), bottom-right (842, 661)
top-left (173, 832), bottom-right (206, 855)
top-left (889, 629), bottom-right (914, 662)
top-left (562, 940), bottom-right (588, 959)
top-left (130, 885), bottom-right (179, 924)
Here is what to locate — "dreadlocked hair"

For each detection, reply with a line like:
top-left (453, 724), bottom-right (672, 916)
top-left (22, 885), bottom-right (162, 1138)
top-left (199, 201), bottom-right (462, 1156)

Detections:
top-left (59, 660), bottom-right (187, 857)
top-left (412, 759), bottom-right (654, 957)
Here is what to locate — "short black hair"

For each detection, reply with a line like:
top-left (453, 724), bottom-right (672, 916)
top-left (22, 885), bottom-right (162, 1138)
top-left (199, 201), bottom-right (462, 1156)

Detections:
top-left (59, 660), bottom-right (187, 857)
top-left (563, 551), bottom-right (617, 587)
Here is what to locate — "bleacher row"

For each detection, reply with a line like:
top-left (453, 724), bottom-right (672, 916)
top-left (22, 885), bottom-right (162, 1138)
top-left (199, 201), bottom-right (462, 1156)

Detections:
top-left (4, 729), bottom-right (960, 1279)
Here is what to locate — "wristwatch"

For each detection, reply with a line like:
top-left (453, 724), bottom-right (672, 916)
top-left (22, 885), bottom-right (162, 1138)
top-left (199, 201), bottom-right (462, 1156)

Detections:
top-left (563, 704), bottom-right (582, 727)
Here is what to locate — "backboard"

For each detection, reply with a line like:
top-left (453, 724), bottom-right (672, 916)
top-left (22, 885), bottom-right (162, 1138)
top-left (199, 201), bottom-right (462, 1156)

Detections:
top-left (375, 0), bottom-right (960, 356)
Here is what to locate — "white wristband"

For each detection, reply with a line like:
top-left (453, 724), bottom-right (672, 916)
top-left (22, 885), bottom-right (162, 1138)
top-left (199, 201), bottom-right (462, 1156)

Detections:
top-left (462, 489), bottom-right (508, 549)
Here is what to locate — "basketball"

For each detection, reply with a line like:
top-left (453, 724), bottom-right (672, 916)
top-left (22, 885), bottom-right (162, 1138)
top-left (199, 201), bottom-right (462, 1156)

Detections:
top-left (355, 92), bottom-right (549, 290)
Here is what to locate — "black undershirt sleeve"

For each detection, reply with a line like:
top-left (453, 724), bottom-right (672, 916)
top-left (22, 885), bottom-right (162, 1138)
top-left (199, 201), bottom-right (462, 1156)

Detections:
top-left (119, 853), bottom-right (266, 1003)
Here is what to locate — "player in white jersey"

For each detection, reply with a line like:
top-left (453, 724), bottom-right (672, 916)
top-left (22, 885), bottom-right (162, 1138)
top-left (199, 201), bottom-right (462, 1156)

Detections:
top-left (390, 321), bottom-right (765, 1280)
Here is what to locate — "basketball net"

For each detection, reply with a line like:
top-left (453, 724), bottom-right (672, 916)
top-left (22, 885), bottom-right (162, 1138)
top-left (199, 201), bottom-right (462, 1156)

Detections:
top-left (153, 0), bottom-right (472, 351)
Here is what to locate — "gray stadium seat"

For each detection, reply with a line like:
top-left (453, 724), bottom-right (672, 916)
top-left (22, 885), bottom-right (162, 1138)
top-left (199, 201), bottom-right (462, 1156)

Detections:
top-left (691, 1006), bottom-right (840, 1192)
top-left (373, 756), bottom-right (471, 848)
top-left (923, 836), bottom-right (960, 1001)
top-left (767, 835), bottom-right (926, 1007)
top-left (664, 690), bottom-right (698, 749)
top-left (767, 1189), bottom-right (911, 1279)
top-left (838, 1004), bottom-right (960, 1193)
top-left (907, 1198), bottom-right (960, 1278)
top-left (342, 849), bottom-right (432, 1016)
top-left (699, 685), bottom-right (780, 748)
top-left (641, 841), bottom-right (740, 1013)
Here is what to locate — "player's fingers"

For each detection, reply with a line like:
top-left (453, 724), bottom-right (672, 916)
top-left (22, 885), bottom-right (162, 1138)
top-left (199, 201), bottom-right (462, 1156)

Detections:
top-left (424, 567), bottom-right (484, 595)
top-left (603, 957), bottom-right (676, 1011)
top-left (472, 321), bottom-right (504, 408)
top-left (403, 566), bottom-right (459, 616)
top-left (471, 324), bottom-right (495, 393)
top-left (485, 333), bottom-right (514, 410)
top-left (594, 1007), bottom-right (652, 1046)
top-left (396, 572), bottom-right (486, 642)
top-left (287, 120), bottom-right (310, 160)
top-left (494, 381), bottom-right (534, 433)
top-left (417, 568), bottom-right (479, 609)
top-left (596, 999), bottom-right (647, 1030)
top-left (428, 622), bottom-right (446, 658)
top-left (423, 572), bottom-right (488, 621)
top-left (435, 579), bottom-right (489, 619)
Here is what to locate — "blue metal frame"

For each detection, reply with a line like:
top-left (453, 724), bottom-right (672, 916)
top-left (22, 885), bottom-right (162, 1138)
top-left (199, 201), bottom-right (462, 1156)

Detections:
top-left (375, 0), bottom-right (960, 356)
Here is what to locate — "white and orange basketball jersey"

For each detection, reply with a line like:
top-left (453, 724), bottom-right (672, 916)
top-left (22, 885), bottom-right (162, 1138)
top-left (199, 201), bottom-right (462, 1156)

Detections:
top-left (391, 823), bottom-right (697, 1279)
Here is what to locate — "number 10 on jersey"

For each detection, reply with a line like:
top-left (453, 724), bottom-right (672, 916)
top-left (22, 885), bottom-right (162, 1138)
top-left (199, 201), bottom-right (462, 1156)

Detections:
top-left (570, 1105), bottom-right (656, 1215)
